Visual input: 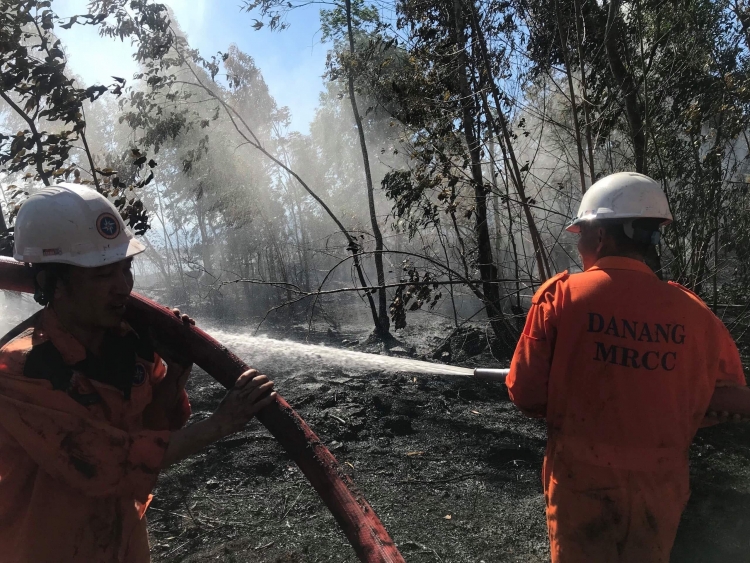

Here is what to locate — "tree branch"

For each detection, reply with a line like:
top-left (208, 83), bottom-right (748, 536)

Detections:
top-left (0, 90), bottom-right (50, 186)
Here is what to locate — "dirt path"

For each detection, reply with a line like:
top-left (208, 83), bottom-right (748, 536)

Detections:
top-left (148, 331), bottom-right (750, 563)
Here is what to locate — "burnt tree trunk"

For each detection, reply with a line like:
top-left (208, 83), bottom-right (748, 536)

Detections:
top-left (450, 0), bottom-right (513, 346)
top-left (345, 0), bottom-right (390, 337)
top-left (603, 0), bottom-right (663, 277)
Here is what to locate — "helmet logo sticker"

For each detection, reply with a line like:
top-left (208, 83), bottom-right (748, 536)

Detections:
top-left (133, 363), bottom-right (148, 386)
top-left (96, 212), bottom-right (121, 240)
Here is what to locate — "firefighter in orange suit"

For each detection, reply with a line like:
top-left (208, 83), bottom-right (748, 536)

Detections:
top-left (506, 172), bottom-right (749, 562)
top-left (0, 184), bottom-right (276, 562)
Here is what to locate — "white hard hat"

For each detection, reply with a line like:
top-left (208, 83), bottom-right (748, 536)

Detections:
top-left (566, 172), bottom-right (673, 233)
top-left (13, 183), bottom-right (145, 267)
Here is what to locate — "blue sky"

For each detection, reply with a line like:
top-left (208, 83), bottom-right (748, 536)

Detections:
top-left (54, 0), bottom-right (330, 133)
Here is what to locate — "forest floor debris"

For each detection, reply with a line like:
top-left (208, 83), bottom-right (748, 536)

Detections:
top-left (150, 322), bottom-right (750, 563)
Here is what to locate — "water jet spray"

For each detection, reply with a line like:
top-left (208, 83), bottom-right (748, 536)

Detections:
top-left (205, 327), bottom-right (509, 383)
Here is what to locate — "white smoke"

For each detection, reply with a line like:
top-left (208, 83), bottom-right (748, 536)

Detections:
top-left (0, 291), bottom-right (41, 338)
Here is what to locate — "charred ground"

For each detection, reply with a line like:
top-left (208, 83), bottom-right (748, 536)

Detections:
top-left (149, 324), bottom-right (750, 563)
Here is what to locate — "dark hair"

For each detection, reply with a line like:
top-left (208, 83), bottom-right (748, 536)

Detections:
top-left (30, 263), bottom-right (70, 306)
top-left (599, 218), bottom-right (664, 257)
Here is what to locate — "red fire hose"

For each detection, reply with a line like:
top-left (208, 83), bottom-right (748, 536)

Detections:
top-left (0, 256), bottom-right (404, 563)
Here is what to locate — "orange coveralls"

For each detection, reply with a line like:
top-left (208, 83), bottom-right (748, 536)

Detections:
top-left (507, 257), bottom-right (745, 562)
top-left (0, 308), bottom-right (191, 562)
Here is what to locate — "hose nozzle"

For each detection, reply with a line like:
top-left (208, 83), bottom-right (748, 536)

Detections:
top-left (473, 368), bottom-right (510, 382)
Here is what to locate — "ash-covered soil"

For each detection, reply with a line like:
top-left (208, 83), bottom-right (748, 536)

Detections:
top-left (148, 323), bottom-right (750, 563)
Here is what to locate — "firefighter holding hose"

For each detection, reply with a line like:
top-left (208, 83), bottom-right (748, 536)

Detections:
top-left (0, 184), bottom-right (276, 562)
top-left (506, 172), bottom-right (750, 562)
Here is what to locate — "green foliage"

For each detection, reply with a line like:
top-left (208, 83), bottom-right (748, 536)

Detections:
top-left (0, 3), bottom-right (113, 178)
top-left (320, 0), bottom-right (380, 42)
top-left (520, 0), bottom-right (750, 308)
top-left (389, 262), bottom-right (442, 329)
top-left (382, 169), bottom-right (438, 236)
top-left (7, 0), bottom-right (750, 339)
top-left (0, 0), bottom-right (173, 251)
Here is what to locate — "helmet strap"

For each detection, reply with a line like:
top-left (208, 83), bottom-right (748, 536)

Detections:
top-left (31, 264), bottom-right (66, 306)
top-left (623, 221), bottom-right (660, 245)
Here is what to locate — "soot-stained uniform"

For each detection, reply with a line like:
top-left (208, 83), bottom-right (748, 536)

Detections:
top-left (0, 308), bottom-right (191, 562)
top-left (506, 256), bottom-right (745, 563)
